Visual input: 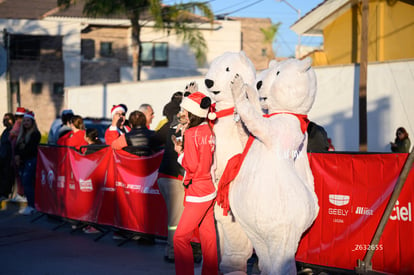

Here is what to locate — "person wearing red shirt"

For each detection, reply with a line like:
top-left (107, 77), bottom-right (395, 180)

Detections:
top-left (105, 104), bottom-right (130, 145)
top-left (57, 115), bottom-right (88, 150)
top-left (172, 92), bottom-right (218, 275)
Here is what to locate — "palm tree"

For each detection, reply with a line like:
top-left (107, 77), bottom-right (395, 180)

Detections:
top-left (260, 22), bottom-right (281, 59)
top-left (57, 0), bottom-right (214, 81)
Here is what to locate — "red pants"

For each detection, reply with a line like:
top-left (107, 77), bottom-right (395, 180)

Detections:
top-left (174, 200), bottom-right (218, 275)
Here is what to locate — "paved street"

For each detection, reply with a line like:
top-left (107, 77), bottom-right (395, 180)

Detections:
top-left (0, 201), bottom-right (196, 275)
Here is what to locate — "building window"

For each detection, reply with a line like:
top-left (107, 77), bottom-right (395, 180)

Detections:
top-left (53, 83), bottom-right (64, 95)
top-left (100, 42), bottom-right (113, 57)
top-left (10, 34), bottom-right (62, 60)
top-left (31, 83), bottom-right (43, 94)
top-left (81, 39), bottom-right (95, 60)
top-left (141, 42), bottom-right (168, 67)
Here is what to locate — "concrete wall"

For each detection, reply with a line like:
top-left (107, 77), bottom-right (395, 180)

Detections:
top-left (66, 59), bottom-right (414, 152)
top-left (309, 59), bottom-right (414, 152)
top-left (66, 76), bottom-right (207, 130)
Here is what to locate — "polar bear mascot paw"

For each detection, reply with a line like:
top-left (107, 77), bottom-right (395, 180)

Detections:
top-left (229, 57), bottom-right (320, 275)
top-left (204, 51), bottom-right (259, 274)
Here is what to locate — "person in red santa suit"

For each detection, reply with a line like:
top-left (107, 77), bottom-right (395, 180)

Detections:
top-left (105, 104), bottom-right (130, 145)
top-left (172, 92), bottom-right (218, 275)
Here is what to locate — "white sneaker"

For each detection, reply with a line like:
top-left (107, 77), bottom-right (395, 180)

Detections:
top-left (19, 206), bottom-right (36, 215)
top-left (11, 194), bottom-right (27, 203)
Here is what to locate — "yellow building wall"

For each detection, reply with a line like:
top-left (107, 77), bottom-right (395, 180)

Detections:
top-left (381, 1), bottom-right (414, 61)
top-left (313, 0), bottom-right (414, 66)
top-left (322, 7), bottom-right (355, 65)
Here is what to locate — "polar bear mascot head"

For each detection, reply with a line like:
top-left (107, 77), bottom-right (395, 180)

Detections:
top-left (205, 51), bottom-right (257, 112)
top-left (259, 57), bottom-right (316, 115)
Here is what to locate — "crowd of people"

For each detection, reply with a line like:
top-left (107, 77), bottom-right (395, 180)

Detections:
top-left (0, 82), bottom-right (412, 275)
top-left (0, 107), bottom-right (40, 215)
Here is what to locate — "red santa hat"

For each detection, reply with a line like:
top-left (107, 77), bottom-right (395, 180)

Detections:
top-left (15, 107), bottom-right (26, 116)
top-left (24, 111), bottom-right (35, 120)
top-left (180, 92), bottom-right (212, 118)
top-left (111, 104), bottom-right (126, 117)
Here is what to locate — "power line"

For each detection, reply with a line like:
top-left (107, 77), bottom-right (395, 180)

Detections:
top-left (215, 0), bottom-right (265, 17)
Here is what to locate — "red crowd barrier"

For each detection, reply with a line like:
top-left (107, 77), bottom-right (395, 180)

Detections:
top-left (297, 152), bottom-right (414, 274)
top-left (35, 146), bottom-right (414, 274)
top-left (35, 146), bottom-right (167, 237)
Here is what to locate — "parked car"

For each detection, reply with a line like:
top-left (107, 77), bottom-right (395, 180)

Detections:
top-left (83, 117), bottom-right (111, 143)
top-left (48, 117), bottom-right (111, 144)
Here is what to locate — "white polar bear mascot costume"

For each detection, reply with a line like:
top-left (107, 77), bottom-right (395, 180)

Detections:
top-left (204, 51), bottom-right (258, 274)
top-left (229, 58), bottom-right (320, 275)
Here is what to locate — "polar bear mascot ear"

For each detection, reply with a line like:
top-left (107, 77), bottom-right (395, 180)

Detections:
top-left (256, 59), bottom-right (282, 112)
top-left (270, 57), bottom-right (317, 115)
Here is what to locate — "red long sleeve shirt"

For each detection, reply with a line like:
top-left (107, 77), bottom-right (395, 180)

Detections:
top-left (57, 130), bottom-right (87, 150)
top-left (66, 130), bottom-right (88, 150)
top-left (105, 125), bottom-right (131, 145)
top-left (181, 123), bottom-right (216, 203)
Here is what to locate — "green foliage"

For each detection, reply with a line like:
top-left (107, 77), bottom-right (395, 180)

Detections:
top-left (260, 22), bottom-right (281, 44)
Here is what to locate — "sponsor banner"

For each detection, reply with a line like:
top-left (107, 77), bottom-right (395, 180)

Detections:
top-left (112, 150), bottom-right (167, 235)
top-left (35, 146), bottom-right (167, 236)
top-left (296, 153), bottom-right (414, 274)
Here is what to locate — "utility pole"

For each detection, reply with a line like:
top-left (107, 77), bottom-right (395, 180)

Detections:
top-left (359, 0), bottom-right (369, 152)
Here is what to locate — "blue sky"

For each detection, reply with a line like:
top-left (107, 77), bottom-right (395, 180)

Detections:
top-left (165, 0), bottom-right (324, 57)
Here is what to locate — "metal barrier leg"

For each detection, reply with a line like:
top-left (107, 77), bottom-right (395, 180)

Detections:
top-left (30, 212), bottom-right (46, 223)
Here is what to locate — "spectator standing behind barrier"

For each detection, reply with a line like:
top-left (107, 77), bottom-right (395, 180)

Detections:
top-left (139, 103), bottom-right (155, 129)
top-left (9, 107), bottom-right (26, 202)
top-left (307, 121), bottom-right (330, 152)
top-left (48, 109), bottom-right (74, 144)
top-left (81, 128), bottom-right (105, 156)
top-left (390, 127), bottom-right (411, 153)
top-left (85, 128), bottom-right (103, 145)
top-left (0, 113), bottom-right (15, 200)
top-left (14, 111), bottom-right (41, 215)
top-left (155, 92), bottom-right (183, 144)
top-left (172, 92), bottom-right (218, 275)
top-left (57, 115), bottom-right (88, 151)
top-left (156, 91), bottom-right (186, 262)
top-left (111, 110), bottom-right (161, 156)
top-left (105, 104), bottom-right (130, 145)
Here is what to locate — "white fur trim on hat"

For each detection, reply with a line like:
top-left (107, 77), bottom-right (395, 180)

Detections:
top-left (111, 105), bottom-right (126, 117)
top-left (24, 111), bottom-right (35, 120)
top-left (181, 92), bottom-right (209, 118)
top-left (15, 107), bottom-right (25, 115)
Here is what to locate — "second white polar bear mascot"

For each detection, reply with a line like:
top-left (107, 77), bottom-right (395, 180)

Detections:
top-left (229, 58), bottom-right (320, 275)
